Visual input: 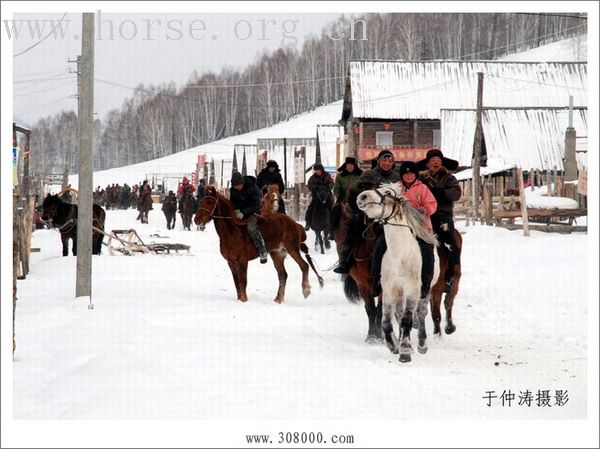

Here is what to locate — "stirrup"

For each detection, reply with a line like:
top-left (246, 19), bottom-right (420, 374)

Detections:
top-left (259, 253), bottom-right (268, 264)
top-left (304, 223), bottom-right (311, 231)
top-left (333, 263), bottom-right (349, 274)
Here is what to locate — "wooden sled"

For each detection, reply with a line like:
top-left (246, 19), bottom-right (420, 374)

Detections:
top-left (93, 227), bottom-right (191, 255)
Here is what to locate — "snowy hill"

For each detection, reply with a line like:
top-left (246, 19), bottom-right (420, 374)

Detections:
top-left (497, 35), bottom-right (587, 62)
top-left (70, 101), bottom-right (343, 190)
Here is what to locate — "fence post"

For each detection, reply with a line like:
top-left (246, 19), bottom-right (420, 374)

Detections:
top-left (517, 167), bottom-right (530, 237)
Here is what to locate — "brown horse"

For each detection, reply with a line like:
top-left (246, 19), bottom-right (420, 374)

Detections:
top-left (430, 230), bottom-right (462, 335)
top-left (194, 186), bottom-right (323, 303)
top-left (334, 197), bottom-right (383, 343)
top-left (261, 184), bottom-right (281, 215)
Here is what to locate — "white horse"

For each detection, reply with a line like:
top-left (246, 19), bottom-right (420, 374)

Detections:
top-left (356, 183), bottom-right (440, 363)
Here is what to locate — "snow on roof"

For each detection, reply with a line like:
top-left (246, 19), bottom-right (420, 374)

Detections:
top-left (316, 124), bottom-right (343, 169)
top-left (343, 60), bottom-right (587, 121)
top-left (441, 107), bottom-right (587, 171)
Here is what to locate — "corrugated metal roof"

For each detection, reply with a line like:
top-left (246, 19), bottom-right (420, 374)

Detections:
top-left (441, 107), bottom-right (587, 171)
top-left (346, 61), bottom-right (587, 120)
top-left (316, 124), bottom-right (343, 169)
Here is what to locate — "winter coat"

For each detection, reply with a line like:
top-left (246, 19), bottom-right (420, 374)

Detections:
top-left (229, 176), bottom-right (262, 218)
top-left (334, 167), bottom-right (363, 201)
top-left (402, 179), bottom-right (437, 233)
top-left (256, 168), bottom-right (285, 195)
top-left (307, 172), bottom-right (334, 195)
top-left (419, 166), bottom-right (461, 215)
top-left (357, 166), bottom-right (400, 190)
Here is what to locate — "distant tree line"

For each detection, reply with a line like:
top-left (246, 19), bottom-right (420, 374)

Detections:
top-left (26, 12), bottom-right (586, 176)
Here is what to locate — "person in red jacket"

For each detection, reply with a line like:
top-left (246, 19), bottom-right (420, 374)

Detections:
top-left (177, 176), bottom-right (195, 212)
top-left (371, 161), bottom-right (438, 299)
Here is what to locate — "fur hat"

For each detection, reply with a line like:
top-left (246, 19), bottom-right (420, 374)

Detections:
top-left (231, 172), bottom-right (244, 186)
top-left (266, 160), bottom-right (279, 169)
top-left (313, 163), bottom-right (324, 171)
top-left (338, 156), bottom-right (357, 172)
top-left (417, 149), bottom-right (459, 171)
top-left (398, 161), bottom-right (419, 176)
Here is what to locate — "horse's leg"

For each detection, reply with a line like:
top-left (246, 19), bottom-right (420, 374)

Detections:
top-left (287, 247), bottom-right (311, 298)
top-left (271, 252), bottom-right (288, 304)
top-left (416, 296), bottom-right (429, 354)
top-left (227, 260), bottom-right (243, 301)
top-left (358, 283), bottom-right (381, 344)
top-left (238, 259), bottom-right (249, 302)
top-left (72, 234), bottom-right (77, 256)
top-left (61, 234), bottom-right (69, 257)
top-left (318, 231), bottom-right (324, 254)
top-left (444, 267), bottom-right (461, 334)
top-left (399, 297), bottom-right (415, 363)
top-left (382, 300), bottom-right (398, 354)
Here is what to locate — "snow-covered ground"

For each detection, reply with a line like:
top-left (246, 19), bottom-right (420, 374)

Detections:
top-left (7, 205), bottom-right (595, 442)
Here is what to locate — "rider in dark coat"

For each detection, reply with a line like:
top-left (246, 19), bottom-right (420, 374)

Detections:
top-left (418, 149), bottom-right (461, 292)
top-left (305, 163), bottom-right (334, 231)
top-left (333, 149), bottom-right (400, 275)
top-left (330, 157), bottom-right (363, 239)
top-left (256, 160), bottom-right (286, 214)
top-left (230, 172), bottom-right (268, 264)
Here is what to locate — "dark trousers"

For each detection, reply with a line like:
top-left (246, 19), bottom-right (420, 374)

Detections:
top-left (431, 212), bottom-right (460, 280)
top-left (371, 235), bottom-right (435, 298)
top-left (330, 203), bottom-right (342, 235)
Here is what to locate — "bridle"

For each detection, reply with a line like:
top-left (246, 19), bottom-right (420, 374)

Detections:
top-left (197, 193), bottom-right (233, 221)
top-left (363, 187), bottom-right (413, 232)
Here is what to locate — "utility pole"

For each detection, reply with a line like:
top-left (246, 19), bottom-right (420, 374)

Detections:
top-left (67, 55), bottom-right (81, 190)
top-left (471, 72), bottom-right (484, 223)
top-left (76, 13), bottom-right (94, 307)
top-left (564, 95), bottom-right (578, 181)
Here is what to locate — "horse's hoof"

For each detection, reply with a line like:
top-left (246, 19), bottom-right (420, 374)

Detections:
top-left (445, 323), bottom-right (457, 335)
top-left (273, 298), bottom-right (282, 304)
top-left (365, 335), bottom-right (379, 344)
top-left (417, 342), bottom-right (428, 354)
top-left (399, 352), bottom-right (412, 363)
top-left (303, 289), bottom-right (311, 299)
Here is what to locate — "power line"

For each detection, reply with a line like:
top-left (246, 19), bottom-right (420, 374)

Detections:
top-left (513, 13), bottom-right (587, 21)
top-left (13, 13), bottom-right (69, 58)
top-left (13, 79), bottom-right (76, 97)
top-left (455, 23), bottom-right (587, 60)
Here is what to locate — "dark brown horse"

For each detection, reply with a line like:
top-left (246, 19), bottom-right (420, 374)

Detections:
top-left (161, 194), bottom-right (177, 230)
top-left (194, 186), bottom-right (323, 303)
top-left (334, 198), bottom-right (383, 343)
top-left (41, 193), bottom-right (106, 256)
top-left (430, 230), bottom-right (462, 335)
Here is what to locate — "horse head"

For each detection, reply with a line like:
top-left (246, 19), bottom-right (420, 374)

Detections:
top-left (315, 184), bottom-right (331, 204)
top-left (194, 185), bottom-right (218, 230)
top-left (356, 183), bottom-right (405, 223)
top-left (40, 193), bottom-right (62, 223)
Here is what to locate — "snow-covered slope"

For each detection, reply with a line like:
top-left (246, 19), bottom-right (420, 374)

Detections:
top-left (497, 35), bottom-right (587, 62)
top-left (70, 101), bottom-right (343, 189)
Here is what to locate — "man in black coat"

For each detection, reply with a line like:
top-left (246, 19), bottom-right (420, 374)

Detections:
top-left (256, 160), bottom-right (286, 214)
top-left (333, 149), bottom-right (400, 275)
top-left (230, 172), bottom-right (268, 264)
top-left (418, 149), bottom-right (461, 292)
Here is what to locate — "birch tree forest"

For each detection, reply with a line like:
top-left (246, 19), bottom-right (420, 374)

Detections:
top-left (27, 12), bottom-right (586, 175)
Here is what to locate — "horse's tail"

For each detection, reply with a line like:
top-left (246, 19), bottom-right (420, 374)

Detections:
top-left (300, 243), bottom-right (324, 288)
top-left (343, 274), bottom-right (362, 304)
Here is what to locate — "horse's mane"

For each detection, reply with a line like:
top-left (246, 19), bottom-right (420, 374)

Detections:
top-left (381, 183), bottom-right (438, 247)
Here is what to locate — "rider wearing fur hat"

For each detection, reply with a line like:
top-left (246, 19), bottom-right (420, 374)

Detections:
top-left (257, 160), bottom-right (286, 214)
top-left (330, 157), bottom-right (363, 240)
top-left (305, 163), bottom-right (334, 231)
top-left (418, 149), bottom-right (461, 293)
top-left (333, 150), bottom-right (400, 275)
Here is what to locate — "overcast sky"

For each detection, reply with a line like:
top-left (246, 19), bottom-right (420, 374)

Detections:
top-left (11, 12), bottom-right (341, 125)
